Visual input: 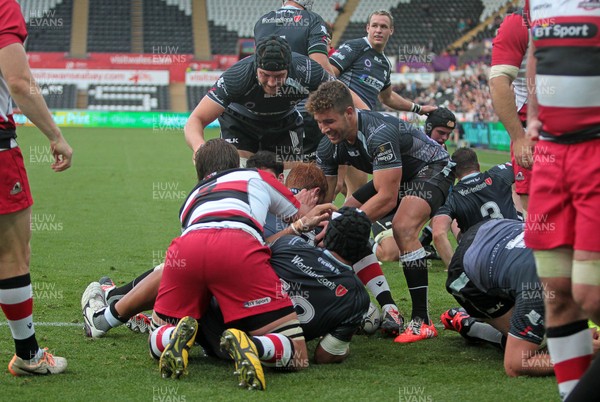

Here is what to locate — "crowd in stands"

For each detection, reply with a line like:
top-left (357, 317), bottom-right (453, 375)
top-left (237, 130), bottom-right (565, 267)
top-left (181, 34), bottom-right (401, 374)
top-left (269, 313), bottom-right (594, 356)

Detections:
top-left (389, 63), bottom-right (495, 122)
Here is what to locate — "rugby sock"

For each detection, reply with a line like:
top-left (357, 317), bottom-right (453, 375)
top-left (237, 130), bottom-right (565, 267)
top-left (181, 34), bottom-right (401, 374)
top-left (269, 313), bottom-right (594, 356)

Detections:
top-left (546, 320), bottom-right (592, 400)
top-left (400, 249), bottom-right (430, 324)
top-left (353, 253), bottom-right (395, 308)
top-left (0, 274), bottom-right (41, 361)
top-left (106, 268), bottom-right (154, 305)
top-left (565, 353), bottom-right (600, 402)
top-left (464, 322), bottom-right (504, 347)
top-left (252, 333), bottom-right (294, 369)
top-left (149, 324), bottom-right (175, 360)
top-left (92, 302), bottom-right (127, 332)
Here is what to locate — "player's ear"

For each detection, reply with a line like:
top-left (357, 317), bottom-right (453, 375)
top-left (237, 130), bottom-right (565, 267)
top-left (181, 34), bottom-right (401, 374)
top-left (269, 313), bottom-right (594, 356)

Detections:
top-left (345, 105), bottom-right (354, 118)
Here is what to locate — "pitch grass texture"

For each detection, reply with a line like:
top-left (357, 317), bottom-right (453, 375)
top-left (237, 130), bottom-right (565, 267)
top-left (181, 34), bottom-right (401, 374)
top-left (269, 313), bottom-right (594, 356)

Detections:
top-left (0, 127), bottom-right (558, 401)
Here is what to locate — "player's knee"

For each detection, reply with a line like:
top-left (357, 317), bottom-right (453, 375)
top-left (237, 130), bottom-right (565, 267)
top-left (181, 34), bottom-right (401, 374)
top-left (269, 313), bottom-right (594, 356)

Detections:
top-left (573, 286), bottom-right (600, 318)
top-left (392, 222), bottom-right (420, 246)
top-left (376, 238), bottom-right (399, 262)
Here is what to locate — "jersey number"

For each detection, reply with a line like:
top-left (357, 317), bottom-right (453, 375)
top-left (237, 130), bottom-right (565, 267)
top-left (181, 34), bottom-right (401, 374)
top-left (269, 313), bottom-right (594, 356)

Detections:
top-left (290, 295), bottom-right (315, 324)
top-left (480, 201), bottom-right (504, 219)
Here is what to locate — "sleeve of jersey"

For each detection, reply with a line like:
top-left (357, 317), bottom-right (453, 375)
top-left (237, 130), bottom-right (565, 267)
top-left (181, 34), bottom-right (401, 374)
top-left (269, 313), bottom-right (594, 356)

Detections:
top-left (205, 65), bottom-right (247, 108)
top-left (258, 170), bottom-right (300, 218)
top-left (490, 163), bottom-right (515, 186)
top-left (316, 136), bottom-right (339, 176)
top-left (328, 40), bottom-right (360, 73)
top-left (306, 59), bottom-right (335, 90)
top-left (491, 14), bottom-right (528, 67)
top-left (370, 129), bottom-right (403, 172)
top-left (307, 17), bottom-right (329, 55)
top-left (0, 0), bottom-right (27, 49)
top-left (434, 195), bottom-right (455, 219)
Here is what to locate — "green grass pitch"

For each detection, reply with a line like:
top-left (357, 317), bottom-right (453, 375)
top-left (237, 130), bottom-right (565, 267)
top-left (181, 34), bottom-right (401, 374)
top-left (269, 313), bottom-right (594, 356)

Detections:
top-left (0, 126), bottom-right (559, 401)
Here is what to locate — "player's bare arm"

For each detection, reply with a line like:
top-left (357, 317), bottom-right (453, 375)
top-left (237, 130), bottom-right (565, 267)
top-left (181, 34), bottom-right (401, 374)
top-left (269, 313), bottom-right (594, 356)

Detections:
top-left (378, 86), bottom-right (436, 115)
top-left (431, 214), bottom-right (455, 268)
top-left (0, 43), bottom-right (72, 171)
top-left (184, 96), bottom-right (225, 156)
top-left (525, 40), bottom-right (540, 142)
top-left (360, 168), bottom-right (401, 222)
top-left (490, 73), bottom-right (533, 169)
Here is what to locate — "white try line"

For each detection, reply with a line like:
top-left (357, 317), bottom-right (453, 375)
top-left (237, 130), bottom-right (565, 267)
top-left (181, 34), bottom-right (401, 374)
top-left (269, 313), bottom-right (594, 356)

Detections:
top-left (0, 322), bottom-right (80, 327)
top-left (0, 321), bottom-right (448, 329)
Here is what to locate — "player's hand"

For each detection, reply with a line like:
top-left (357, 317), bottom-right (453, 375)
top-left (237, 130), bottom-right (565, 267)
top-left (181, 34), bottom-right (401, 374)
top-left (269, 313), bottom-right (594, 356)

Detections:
top-left (300, 203), bottom-right (337, 232)
top-left (49, 136), bottom-right (72, 172)
top-left (314, 220), bottom-right (329, 247)
top-left (419, 105), bottom-right (438, 115)
top-left (526, 118), bottom-right (542, 142)
top-left (296, 188), bottom-right (320, 218)
top-left (513, 134), bottom-right (534, 169)
top-left (591, 327), bottom-right (600, 357)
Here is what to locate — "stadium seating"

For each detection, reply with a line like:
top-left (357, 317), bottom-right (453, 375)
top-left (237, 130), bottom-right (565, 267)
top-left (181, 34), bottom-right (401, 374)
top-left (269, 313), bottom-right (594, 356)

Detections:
top-left (20, 0), bottom-right (73, 52)
top-left (38, 83), bottom-right (77, 109)
top-left (87, 0), bottom-right (132, 52)
top-left (206, 0), bottom-right (346, 55)
top-left (340, 0), bottom-right (487, 55)
top-left (186, 86), bottom-right (212, 111)
top-left (87, 85), bottom-right (170, 111)
top-left (143, 0), bottom-right (193, 54)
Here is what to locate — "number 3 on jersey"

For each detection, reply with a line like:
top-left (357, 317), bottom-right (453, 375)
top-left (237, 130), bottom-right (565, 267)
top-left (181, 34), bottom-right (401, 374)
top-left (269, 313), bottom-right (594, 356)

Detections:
top-left (480, 201), bottom-right (504, 219)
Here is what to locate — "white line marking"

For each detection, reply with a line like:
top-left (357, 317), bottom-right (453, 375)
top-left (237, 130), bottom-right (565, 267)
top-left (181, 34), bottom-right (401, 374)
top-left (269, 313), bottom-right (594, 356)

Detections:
top-left (0, 322), bottom-right (80, 327)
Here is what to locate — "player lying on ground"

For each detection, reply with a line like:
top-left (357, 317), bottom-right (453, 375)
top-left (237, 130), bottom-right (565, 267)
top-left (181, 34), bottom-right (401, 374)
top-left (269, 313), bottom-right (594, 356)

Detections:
top-left (82, 156), bottom-right (403, 340)
top-left (441, 219), bottom-right (600, 377)
top-left (152, 207), bottom-right (373, 372)
top-left (82, 139), bottom-right (335, 389)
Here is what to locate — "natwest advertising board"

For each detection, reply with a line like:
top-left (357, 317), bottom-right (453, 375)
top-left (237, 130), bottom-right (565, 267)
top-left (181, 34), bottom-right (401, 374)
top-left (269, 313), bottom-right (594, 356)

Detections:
top-left (26, 53), bottom-right (239, 82)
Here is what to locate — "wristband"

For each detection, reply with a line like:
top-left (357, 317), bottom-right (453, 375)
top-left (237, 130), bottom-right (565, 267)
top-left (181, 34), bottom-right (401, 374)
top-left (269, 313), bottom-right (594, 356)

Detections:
top-left (411, 103), bottom-right (422, 114)
top-left (291, 219), bottom-right (304, 235)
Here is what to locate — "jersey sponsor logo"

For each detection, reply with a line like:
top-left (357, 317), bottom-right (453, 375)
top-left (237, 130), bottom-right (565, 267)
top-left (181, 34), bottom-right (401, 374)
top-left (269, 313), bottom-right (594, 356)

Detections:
top-left (338, 43), bottom-right (352, 52)
top-left (335, 285), bottom-right (348, 297)
top-left (374, 141), bottom-right (396, 163)
top-left (244, 297), bottom-right (272, 308)
top-left (373, 55), bottom-right (384, 63)
top-left (358, 74), bottom-right (384, 91)
top-left (332, 52), bottom-right (346, 60)
top-left (320, 25), bottom-right (328, 34)
top-left (485, 177), bottom-right (492, 185)
top-left (318, 257), bottom-right (340, 274)
top-left (225, 138), bottom-right (239, 144)
top-left (364, 59), bottom-right (372, 67)
top-left (532, 23), bottom-right (598, 40)
top-left (525, 309), bottom-right (543, 326)
top-left (348, 149), bottom-right (360, 157)
top-left (457, 181), bottom-right (488, 196)
top-left (263, 16), bottom-right (310, 27)
top-left (579, 0), bottom-right (600, 10)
